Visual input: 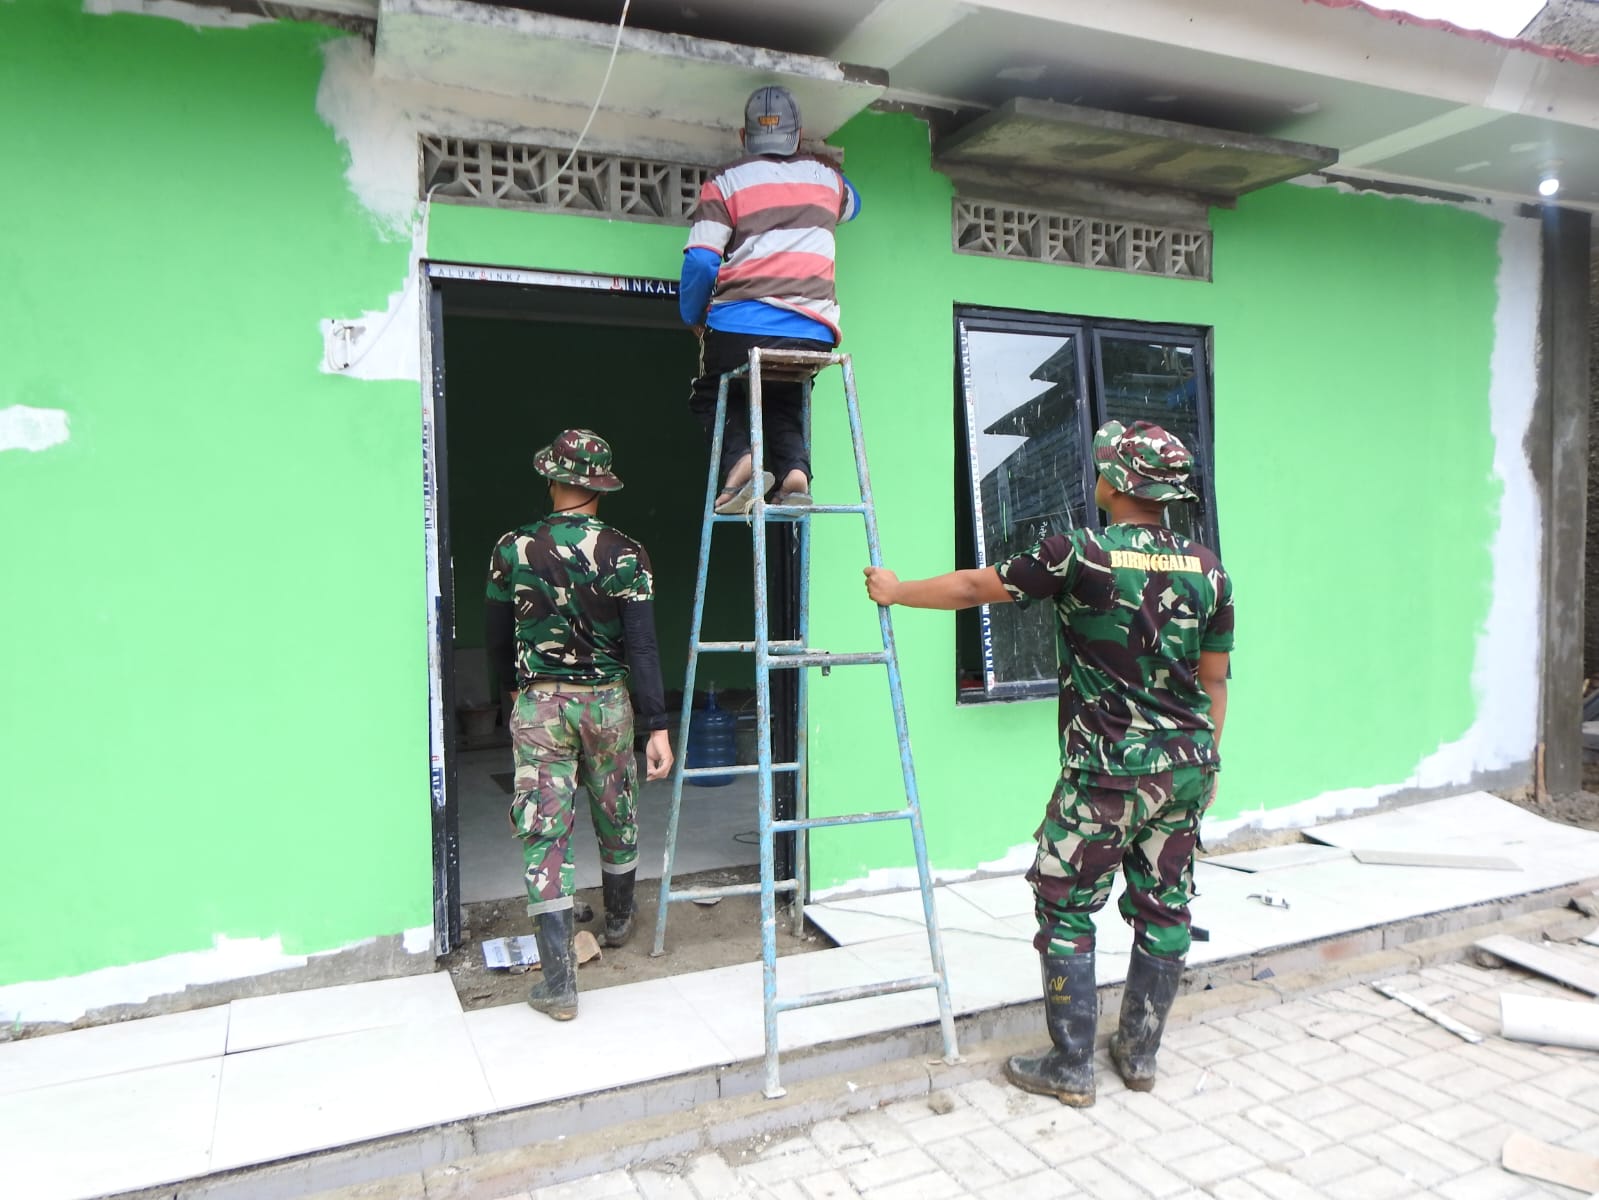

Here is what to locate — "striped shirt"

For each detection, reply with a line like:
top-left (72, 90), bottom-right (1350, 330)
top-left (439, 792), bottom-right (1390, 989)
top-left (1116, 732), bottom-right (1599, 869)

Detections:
top-left (684, 153), bottom-right (860, 344)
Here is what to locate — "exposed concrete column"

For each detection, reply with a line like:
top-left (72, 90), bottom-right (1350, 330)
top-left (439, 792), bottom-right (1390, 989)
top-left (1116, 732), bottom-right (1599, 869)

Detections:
top-left (1538, 206), bottom-right (1592, 794)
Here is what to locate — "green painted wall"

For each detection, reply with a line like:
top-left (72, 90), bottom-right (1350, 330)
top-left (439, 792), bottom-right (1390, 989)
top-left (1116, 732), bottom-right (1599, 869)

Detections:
top-left (427, 116), bottom-right (1501, 890)
top-left (0, 3), bottom-right (1505, 996)
top-left (0, 3), bottom-right (428, 990)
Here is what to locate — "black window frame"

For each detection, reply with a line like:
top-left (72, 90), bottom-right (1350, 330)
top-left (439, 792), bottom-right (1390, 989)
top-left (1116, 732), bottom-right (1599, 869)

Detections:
top-left (954, 304), bottom-right (1219, 704)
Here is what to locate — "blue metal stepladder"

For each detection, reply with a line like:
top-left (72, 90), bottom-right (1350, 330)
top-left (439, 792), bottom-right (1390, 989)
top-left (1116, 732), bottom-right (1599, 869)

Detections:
top-left (650, 346), bottom-right (960, 1099)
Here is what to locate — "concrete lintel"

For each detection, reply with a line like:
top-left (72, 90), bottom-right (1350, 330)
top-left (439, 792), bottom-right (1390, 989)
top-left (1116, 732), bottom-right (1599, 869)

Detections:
top-left (1539, 205), bottom-right (1593, 794)
top-left (375, 0), bottom-right (886, 161)
top-left (934, 98), bottom-right (1338, 204)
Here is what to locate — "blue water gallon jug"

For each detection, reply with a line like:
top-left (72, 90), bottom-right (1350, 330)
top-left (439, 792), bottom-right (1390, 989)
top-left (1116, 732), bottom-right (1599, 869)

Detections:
top-left (685, 687), bottom-right (737, 787)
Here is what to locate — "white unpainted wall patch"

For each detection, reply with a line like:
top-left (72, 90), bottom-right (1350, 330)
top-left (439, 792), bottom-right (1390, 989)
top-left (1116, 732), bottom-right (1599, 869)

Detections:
top-left (0, 405), bottom-right (70, 453)
top-left (82, 0), bottom-right (270, 28)
top-left (0, 926), bottom-right (434, 1025)
top-left (313, 34), bottom-right (706, 382)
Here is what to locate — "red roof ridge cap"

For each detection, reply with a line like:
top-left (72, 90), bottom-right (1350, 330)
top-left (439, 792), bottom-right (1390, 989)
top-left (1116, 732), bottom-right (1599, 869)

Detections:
top-left (1303, 0), bottom-right (1599, 67)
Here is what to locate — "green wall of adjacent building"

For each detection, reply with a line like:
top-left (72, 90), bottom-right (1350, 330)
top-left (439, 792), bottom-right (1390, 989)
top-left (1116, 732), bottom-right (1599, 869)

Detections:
top-left (0, 1), bottom-right (1502, 993)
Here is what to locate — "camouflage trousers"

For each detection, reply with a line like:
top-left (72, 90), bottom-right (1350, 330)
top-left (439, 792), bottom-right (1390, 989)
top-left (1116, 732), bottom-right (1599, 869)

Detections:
top-left (1026, 765), bottom-right (1216, 960)
top-left (509, 682), bottom-right (639, 916)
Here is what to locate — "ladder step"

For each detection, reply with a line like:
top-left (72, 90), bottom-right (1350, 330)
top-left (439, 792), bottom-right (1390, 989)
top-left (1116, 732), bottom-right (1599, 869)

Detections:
top-left (665, 879), bottom-right (798, 903)
top-left (766, 652), bottom-right (888, 669)
top-left (710, 504), bottom-right (867, 522)
top-left (774, 974), bottom-right (944, 1014)
top-left (697, 639), bottom-right (804, 653)
top-left (681, 762), bottom-right (799, 779)
top-left (772, 809), bottom-right (911, 832)
top-left (693, 642), bottom-right (889, 668)
top-left (730, 349), bottom-right (841, 371)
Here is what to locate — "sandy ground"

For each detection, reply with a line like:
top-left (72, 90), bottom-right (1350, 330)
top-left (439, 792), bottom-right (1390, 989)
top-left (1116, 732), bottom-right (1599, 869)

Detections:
top-left (445, 865), bottom-right (825, 1010)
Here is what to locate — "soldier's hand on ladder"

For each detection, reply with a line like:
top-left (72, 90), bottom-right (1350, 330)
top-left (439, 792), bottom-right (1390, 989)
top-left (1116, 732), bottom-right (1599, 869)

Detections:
top-left (863, 566), bottom-right (901, 606)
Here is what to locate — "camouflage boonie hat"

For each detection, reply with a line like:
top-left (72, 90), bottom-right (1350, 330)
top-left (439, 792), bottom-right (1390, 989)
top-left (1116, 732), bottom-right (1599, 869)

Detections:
top-left (533, 429), bottom-right (624, 493)
top-left (1093, 419), bottom-right (1197, 502)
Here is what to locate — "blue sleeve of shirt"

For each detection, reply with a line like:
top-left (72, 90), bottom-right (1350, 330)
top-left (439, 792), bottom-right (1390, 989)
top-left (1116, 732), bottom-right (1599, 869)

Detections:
top-left (840, 174), bottom-right (861, 223)
top-left (679, 247), bottom-right (720, 325)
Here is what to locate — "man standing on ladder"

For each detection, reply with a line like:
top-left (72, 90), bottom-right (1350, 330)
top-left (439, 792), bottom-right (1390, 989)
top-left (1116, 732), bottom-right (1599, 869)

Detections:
top-left (680, 85), bottom-right (860, 514)
top-left (863, 420), bottom-right (1233, 1107)
top-left (485, 429), bottom-right (674, 1022)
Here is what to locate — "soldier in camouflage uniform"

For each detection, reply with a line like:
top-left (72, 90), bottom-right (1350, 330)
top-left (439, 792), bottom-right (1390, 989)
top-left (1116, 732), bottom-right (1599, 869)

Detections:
top-left (485, 429), bottom-right (674, 1021)
top-left (864, 420), bottom-right (1233, 1107)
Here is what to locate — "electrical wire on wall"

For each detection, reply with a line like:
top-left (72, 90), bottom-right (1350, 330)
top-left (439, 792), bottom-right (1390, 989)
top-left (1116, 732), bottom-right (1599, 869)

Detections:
top-left (326, 0), bottom-right (634, 372)
top-left (324, 182), bottom-right (444, 375)
top-left (528, 0), bottom-right (634, 195)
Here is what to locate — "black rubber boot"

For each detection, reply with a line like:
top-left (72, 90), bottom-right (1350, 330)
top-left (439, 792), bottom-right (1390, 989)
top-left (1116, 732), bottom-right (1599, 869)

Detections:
top-left (600, 868), bottom-right (638, 948)
top-left (526, 908), bottom-right (578, 1021)
top-left (1004, 952), bottom-right (1097, 1107)
top-left (1109, 945), bottom-right (1185, 1091)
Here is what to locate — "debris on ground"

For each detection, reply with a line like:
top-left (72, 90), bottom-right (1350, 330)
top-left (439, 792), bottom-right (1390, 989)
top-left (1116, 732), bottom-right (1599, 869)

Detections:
top-left (1371, 980), bottom-right (1484, 1044)
top-left (1499, 992), bottom-right (1599, 1051)
top-left (1350, 848), bottom-right (1519, 871)
top-left (1473, 934), bottom-right (1599, 996)
top-left (444, 865), bottom-right (827, 1010)
top-left (1501, 1131), bottom-right (1599, 1193)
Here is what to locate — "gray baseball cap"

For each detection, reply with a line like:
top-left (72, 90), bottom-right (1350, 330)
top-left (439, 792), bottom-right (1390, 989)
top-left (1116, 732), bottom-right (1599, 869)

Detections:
top-left (744, 86), bottom-right (801, 156)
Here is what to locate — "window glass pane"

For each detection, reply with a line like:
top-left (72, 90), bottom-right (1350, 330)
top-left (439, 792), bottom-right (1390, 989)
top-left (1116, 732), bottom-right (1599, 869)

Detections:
top-left (959, 325), bottom-right (1090, 695)
top-left (1098, 336), bottom-right (1214, 547)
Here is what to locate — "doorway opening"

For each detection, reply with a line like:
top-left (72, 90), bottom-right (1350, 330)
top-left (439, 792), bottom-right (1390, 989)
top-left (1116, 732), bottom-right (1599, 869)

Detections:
top-left (422, 262), bottom-right (801, 961)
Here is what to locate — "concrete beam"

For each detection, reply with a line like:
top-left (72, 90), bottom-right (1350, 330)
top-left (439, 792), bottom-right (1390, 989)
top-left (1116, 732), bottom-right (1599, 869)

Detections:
top-left (1340, 106), bottom-right (1508, 168)
top-left (1540, 205), bottom-right (1593, 794)
top-left (373, 0), bottom-right (886, 166)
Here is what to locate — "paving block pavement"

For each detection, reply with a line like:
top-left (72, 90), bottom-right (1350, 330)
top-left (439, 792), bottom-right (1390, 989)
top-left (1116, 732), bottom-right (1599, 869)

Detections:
top-left (500, 956), bottom-right (1599, 1200)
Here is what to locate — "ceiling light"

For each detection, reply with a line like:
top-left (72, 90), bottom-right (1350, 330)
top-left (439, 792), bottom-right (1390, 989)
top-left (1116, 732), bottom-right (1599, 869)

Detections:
top-left (1538, 161), bottom-right (1562, 198)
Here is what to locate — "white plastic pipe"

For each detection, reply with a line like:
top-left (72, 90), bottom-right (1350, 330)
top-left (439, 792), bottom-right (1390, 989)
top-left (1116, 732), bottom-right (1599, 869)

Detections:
top-left (1500, 992), bottom-right (1599, 1051)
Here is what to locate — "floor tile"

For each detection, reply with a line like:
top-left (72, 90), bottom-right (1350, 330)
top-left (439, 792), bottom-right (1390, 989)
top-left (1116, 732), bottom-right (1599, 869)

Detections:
top-left (1188, 860), bottom-right (1377, 953)
top-left (850, 930), bottom-right (1041, 1015)
top-left (208, 1015), bottom-right (494, 1171)
top-left (226, 971), bottom-right (462, 1053)
top-left (1305, 791), bottom-right (1599, 860)
top-left (948, 875), bottom-right (1035, 919)
top-left (664, 947), bottom-right (926, 1057)
top-left (1202, 843), bottom-right (1353, 873)
top-left (0, 1004), bottom-right (228, 1096)
top-left (465, 975), bottom-right (734, 1108)
top-left (0, 1058), bottom-right (220, 1200)
top-left (1277, 858), bottom-right (1541, 918)
top-left (805, 887), bottom-right (997, 947)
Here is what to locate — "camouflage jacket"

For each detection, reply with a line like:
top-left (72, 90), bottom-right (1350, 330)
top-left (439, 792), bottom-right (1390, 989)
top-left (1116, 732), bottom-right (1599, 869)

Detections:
top-left (485, 515), bottom-right (654, 688)
top-left (997, 522), bottom-right (1234, 776)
